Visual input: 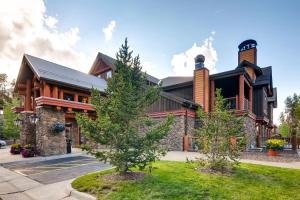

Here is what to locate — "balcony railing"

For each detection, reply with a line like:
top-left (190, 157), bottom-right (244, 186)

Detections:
top-left (35, 96), bottom-right (94, 112)
top-left (223, 96), bottom-right (250, 111)
top-left (224, 96), bottom-right (238, 110)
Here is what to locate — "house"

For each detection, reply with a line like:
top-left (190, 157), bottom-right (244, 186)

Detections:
top-left (14, 39), bottom-right (277, 155)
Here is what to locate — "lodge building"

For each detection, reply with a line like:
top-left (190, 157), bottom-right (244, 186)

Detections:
top-left (14, 39), bottom-right (277, 155)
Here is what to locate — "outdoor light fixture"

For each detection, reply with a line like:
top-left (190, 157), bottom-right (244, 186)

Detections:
top-left (30, 114), bottom-right (40, 124)
top-left (14, 117), bottom-right (23, 126)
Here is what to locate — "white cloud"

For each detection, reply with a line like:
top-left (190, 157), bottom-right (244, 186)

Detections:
top-left (45, 16), bottom-right (58, 29)
top-left (171, 34), bottom-right (218, 76)
top-left (0, 0), bottom-right (91, 81)
top-left (102, 20), bottom-right (116, 41)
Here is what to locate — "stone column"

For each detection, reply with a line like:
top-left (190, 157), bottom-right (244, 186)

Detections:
top-left (36, 106), bottom-right (67, 156)
top-left (20, 111), bottom-right (36, 146)
top-left (244, 116), bottom-right (256, 149)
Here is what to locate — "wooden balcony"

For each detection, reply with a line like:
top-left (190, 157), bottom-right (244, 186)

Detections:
top-left (35, 96), bottom-right (94, 112)
top-left (224, 96), bottom-right (250, 111)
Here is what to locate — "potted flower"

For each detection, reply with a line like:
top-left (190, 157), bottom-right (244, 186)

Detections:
top-left (10, 144), bottom-right (22, 154)
top-left (53, 122), bottom-right (65, 133)
top-left (21, 144), bottom-right (35, 158)
top-left (266, 139), bottom-right (286, 156)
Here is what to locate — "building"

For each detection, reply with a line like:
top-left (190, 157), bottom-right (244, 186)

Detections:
top-left (14, 39), bottom-right (277, 155)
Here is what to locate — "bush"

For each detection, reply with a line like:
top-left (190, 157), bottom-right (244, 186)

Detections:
top-left (266, 139), bottom-right (286, 151)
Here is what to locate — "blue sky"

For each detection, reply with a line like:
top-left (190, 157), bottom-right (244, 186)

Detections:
top-left (1, 0), bottom-right (299, 124)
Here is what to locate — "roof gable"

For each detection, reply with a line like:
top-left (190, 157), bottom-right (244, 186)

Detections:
top-left (17, 54), bottom-right (107, 92)
top-left (236, 60), bottom-right (262, 76)
top-left (89, 52), bottom-right (160, 84)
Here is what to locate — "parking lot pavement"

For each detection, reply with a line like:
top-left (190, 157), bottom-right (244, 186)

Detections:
top-left (2, 156), bottom-right (112, 184)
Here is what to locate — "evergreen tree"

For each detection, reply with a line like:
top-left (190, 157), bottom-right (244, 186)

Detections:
top-left (195, 89), bottom-right (245, 173)
top-left (76, 39), bottom-right (174, 173)
top-left (2, 98), bottom-right (20, 141)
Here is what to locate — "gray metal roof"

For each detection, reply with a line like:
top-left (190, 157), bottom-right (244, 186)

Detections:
top-left (254, 66), bottom-right (272, 87)
top-left (161, 76), bottom-right (193, 87)
top-left (24, 54), bottom-right (107, 92)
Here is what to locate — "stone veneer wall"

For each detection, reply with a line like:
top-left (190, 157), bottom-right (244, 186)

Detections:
top-left (35, 106), bottom-right (67, 156)
top-left (152, 115), bottom-right (195, 151)
top-left (20, 111), bottom-right (36, 146)
top-left (244, 116), bottom-right (256, 149)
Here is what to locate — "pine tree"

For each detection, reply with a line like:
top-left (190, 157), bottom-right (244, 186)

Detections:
top-left (196, 89), bottom-right (245, 173)
top-left (76, 39), bottom-right (174, 174)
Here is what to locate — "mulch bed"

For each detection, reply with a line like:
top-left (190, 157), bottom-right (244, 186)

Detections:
top-left (241, 151), bottom-right (300, 163)
top-left (103, 171), bottom-right (147, 181)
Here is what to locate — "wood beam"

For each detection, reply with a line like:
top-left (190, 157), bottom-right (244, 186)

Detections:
top-left (52, 86), bottom-right (58, 98)
top-left (74, 93), bottom-right (78, 102)
top-left (24, 79), bottom-right (32, 111)
top-left (17, 83), bottom-right (26, 90)
top-left (33, 81), bottom-right (41, 90)
top-left (249, 85), bottom-right (253, 112)
top-left (43, 83), bottom-right (51, 97)
top-left (239, 75), bottom-right (245, 110)
top-left (59, 89), bottom-right (64, 99)
top-left (210, 80), bottom-right (215, 111)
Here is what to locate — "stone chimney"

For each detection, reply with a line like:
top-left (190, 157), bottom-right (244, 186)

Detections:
top-left (193, 55), bottom-right (209, 112)
top-left (238, 39), bottom-right (257, 65)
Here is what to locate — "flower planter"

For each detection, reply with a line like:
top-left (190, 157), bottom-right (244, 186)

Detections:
top-left (10, 144), bottom-right (22, 155)
top-left (267, 149), bottom-right (278, 156)
top-left (21, 144), bottom-right (36, 158)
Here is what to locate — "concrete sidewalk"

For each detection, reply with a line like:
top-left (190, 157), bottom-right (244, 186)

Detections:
top-left (162, 151), bottom-right (300, 169)
top-left (0, 166), bottom-right (95, 200)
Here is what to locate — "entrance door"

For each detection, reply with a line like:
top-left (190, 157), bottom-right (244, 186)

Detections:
top-left (65, 117), bottom-right (80, 146)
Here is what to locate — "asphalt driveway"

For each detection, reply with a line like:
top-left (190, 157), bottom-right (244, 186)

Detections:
top-left (1, 156), bottom-right (111, 184)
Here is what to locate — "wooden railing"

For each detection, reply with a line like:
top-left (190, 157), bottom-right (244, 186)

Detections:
top-left (223, 96), bottom-right (250, 111)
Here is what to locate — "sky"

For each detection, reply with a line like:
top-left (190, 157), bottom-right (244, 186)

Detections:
top-left (0, 0), bottom-right (299, 125)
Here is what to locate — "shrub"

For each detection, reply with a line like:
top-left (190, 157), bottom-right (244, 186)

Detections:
top-left (266, 139), bottom-right (286, 151)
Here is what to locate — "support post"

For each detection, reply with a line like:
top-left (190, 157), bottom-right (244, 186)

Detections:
top-left (249, 85), bottom-right (253, 112)
top-left (43, 82), bottom-right (51, 97)
top-left (210, 80), bottom-right (215, 111)
top-left (239, 75), bottom-right (245, 110)
top-left (25, 79), bottom-right (32, 111)
top-left (74, 93), bottom-right (78, 102)
top-left (59, 89), bottom-right (64, 99)
top-left (52, 86), bottom-right (58, 98)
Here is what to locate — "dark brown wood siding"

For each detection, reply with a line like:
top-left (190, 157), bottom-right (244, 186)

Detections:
top-left (163, 85), bottom-right (193, 101)
top-left (147, 95), bottom-right (183, 113)
top-left (253, 87), bottom-right (263, 116)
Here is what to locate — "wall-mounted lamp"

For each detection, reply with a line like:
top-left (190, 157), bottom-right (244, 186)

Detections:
top-left (14, 117), bottom-right (23, 126)
top-left (30, 114), bottom-right (40, 124)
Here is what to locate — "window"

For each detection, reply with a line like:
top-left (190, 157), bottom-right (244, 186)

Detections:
top-left (63, 93), bottom-right (74, 101)
top-left (106, 71), bottom-right (112, 79)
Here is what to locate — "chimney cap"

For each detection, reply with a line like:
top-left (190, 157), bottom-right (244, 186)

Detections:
top-left (195, 54), bottom-right (205, 63)
top-left (195, 54), bottom-right (205, 69)
top-left (238, 39), bottom-right (257, 52)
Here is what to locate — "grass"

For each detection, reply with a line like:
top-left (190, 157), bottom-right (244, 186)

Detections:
top-left (72, 161), bottom-right (300, 200)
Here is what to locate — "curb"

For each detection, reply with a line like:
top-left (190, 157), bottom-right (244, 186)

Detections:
top-left (65, 180), bottom-right (96, 200)
top-left (70, 190), bottom-right (96, 200)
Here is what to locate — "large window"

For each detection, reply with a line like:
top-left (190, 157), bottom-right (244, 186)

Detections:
top-left (97, 70), bottom-right (112, 80)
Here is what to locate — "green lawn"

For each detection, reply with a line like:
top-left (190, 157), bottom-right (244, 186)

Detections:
top-left (72, 161), bottom-right (300, 200)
